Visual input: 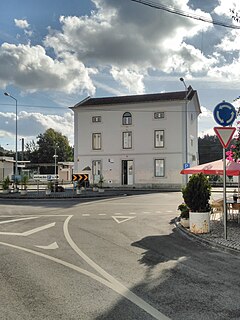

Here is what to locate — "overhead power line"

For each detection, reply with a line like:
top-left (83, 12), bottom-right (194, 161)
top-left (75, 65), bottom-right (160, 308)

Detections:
top-left (130, 0), bottom-right (240, 29)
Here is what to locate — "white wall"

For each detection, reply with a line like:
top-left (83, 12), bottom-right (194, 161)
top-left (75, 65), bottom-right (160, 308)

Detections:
top-left (73, 96), bottom-right (200, 188)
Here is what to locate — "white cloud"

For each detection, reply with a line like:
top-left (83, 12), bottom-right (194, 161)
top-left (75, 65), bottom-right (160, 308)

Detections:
top-left (43, 0), bottom-right (213, 92)
top-left (0, 43), bottom-right (96, 95)
top-left (0, 111), bottom-right (74, 145)
top-left (110, 67), bottom-right (145, 94)
top-left (14, 19), bottom-right (30, 29)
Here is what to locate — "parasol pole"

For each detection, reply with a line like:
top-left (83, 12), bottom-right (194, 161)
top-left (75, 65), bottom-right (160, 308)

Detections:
top-left (223, 148), bottom-right (227, 240)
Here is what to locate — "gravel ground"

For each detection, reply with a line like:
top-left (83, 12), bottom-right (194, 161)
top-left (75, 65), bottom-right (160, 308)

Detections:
top-left (197, 219), bottom-right (240, 251)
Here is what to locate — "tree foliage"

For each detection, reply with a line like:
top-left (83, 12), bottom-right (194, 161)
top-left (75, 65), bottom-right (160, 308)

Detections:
top-left (26, 128), bottom-right (73, 163)
top-left (198, 135), bottom-right (223, 164)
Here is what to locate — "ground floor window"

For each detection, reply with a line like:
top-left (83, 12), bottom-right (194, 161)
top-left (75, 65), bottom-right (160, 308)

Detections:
top-left (154, 159), bottom-right (165, 177)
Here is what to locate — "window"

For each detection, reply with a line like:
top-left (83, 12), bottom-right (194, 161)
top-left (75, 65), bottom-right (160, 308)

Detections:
top-left (155, 159), bottom-right (165, 177)
top-left (154, 112), bottom-right (165, 119)
top-left (122, 132), bottom-right (132, 149)
top-left (154, 130), bottom-right (164, 148)
top-left (92, 133), bottom-right (101, 150)
top-left (92, 116), bottom-right (101, 123)
top-left (122, 112), bottom-right (132, 125)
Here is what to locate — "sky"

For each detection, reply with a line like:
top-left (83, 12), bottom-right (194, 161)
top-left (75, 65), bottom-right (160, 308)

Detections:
top-left (0, 0), bottom-right (240, 151)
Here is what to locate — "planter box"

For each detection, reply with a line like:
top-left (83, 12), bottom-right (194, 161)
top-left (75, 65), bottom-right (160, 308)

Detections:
top-left (2, 189), bottom-right (10, 194)
top-left (76, 189), bottom-right (81, 195)
top-left (20, 190), bottom-right (27, 196)
top-left (46, 189), bottom-right (51, 195)
top-left (180, 218), bottom-right (189, 228)
top-left (98, 189), bottom-right (105, 193)
top-left (189, 212), bottom-right (210, 234)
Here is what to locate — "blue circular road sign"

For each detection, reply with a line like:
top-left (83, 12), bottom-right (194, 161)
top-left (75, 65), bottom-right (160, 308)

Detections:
top-left (213, 101), bottom-right (236, 126)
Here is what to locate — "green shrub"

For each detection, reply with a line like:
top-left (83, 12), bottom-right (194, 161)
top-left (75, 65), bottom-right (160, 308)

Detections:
top-left (182, 173), bottom-right (211, 212)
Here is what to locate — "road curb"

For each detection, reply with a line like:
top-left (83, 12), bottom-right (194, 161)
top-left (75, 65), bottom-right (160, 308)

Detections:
top-left (174, 218), bottom-right (240, 257)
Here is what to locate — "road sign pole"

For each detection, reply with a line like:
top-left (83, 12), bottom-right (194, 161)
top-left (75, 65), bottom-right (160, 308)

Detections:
top-left (223, 148), bottom-right (227, 240)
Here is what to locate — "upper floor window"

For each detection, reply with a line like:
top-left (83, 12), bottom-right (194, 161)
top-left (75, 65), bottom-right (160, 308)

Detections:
top-left (154, 112), bottom-right (165, 119)
top-left (122, 131), bottom-right (132, 149)
top-left (92, 133), bottom-right (101, 150)
top-left (122, 112), bottom-right (132, 125)
top-left (92, 116), bottom-right (101, 123)
top-left (154, 130), bottom-right (164, 148)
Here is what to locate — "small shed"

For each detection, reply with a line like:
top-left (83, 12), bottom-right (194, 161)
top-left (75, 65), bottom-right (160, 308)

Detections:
top-left (0, 157), bottom-right (14, 180)
top-left (58, 162), bottom-right (74, 181)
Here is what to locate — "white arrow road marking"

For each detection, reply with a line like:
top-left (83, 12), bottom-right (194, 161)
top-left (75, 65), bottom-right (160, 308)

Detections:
top-left (35, 241), bottom-right (59, 250)
top-left (112, 216), bottom-right (136, 224)
top-left (0, 216), bottom-right (39, 224)
top-left (0, 222), bottom-right (56, 236)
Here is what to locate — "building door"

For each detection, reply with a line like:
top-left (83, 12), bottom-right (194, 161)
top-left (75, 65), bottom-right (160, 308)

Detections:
top-left (92, 160), bottom-right (102, 184)
top-left (122, 160), bottom-right (133, 185)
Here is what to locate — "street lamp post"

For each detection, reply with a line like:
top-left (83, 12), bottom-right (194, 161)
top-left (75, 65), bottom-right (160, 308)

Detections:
top-left (180, 78), bottom-right (188, 185)
top-left (53, 146), bottom-right (58, 192)
top-left (4, 92), bottom-right (18, 188)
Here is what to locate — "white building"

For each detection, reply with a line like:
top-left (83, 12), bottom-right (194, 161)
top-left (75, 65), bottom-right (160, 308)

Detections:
top-left (0, 157), bottom-right (14, 181)
top-left (71, 87), bottom-right (201, 189)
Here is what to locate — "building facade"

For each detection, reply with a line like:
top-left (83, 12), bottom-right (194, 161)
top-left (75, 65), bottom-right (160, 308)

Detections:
top-left (71, 88), bottom-right (201, 188)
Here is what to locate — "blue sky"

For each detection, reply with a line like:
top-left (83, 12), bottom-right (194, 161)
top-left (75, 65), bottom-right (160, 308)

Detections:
top-left (0, 0), bottom-right (240, 150)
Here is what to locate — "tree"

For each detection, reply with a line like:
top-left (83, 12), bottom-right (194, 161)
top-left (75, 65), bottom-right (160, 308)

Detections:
top-left (26, 128), bottom-right (73, 164)
top-left (198, 135), bottom-right (223, 164)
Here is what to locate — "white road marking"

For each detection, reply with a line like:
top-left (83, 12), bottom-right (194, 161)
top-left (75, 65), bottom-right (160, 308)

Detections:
top-left (155, 211), bottom-right (162, 214)
top-left (0, 216), bottom-right (39, 224)
top-left (114, 212), bottom-right (122, 215)
top-left (112, 216), bottom-right (136, 224)
top-left (63, 216), bottom-right (170, 320)
top-left (35, 242), bottom-right (59, 250)
top-left (98, 214), bottom-right (106, 216)
top-left (129, 212), bottom-right (136, 215)
top-left (143, 211), bottom-right (151, 214)
top-left (0, 222), bottom-right (56, 236)
top-left (166, 211), bottom-right (173, 213)
top-left (82, 214), bottom-right (90, 217)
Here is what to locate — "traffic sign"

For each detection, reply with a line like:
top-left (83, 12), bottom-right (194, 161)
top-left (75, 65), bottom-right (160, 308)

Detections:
top-left (72, 174), bottom-right (89, 182)
top-left (213, 101), bottom-right (236, 126)
top-left (214, 127), bottom-right (236, 149)
top-left (183, 163), bottom-right (190, 169)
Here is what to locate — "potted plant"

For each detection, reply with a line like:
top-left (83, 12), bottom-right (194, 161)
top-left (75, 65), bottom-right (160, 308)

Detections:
top-left (98, 175), bottom-right (105, 192)
top-left (92, 183), bottom-right (99, 192)
top-left (76, 180), bottom-right (82, 194)
top-left (182, 173), bottom-right (211, 234)
top-left (46, 181), bottom-right (53, 195)
top-left (20, 175), bottom-right (29, 195)
top-left (177, 203), bottom-right (189, 228)
top-left (2, 176), bottom-right (10, 194)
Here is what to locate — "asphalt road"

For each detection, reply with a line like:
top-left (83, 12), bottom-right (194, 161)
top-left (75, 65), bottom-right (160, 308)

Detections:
top-left (1, 193), bottom-right (240, 320)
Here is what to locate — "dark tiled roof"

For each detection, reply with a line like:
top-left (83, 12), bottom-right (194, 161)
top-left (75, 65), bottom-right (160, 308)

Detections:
top-left (72, 87), bottom-right (196, 108)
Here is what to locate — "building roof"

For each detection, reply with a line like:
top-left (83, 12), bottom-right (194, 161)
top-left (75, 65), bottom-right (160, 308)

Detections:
top-left (71, 87), bottom-right (197, 109)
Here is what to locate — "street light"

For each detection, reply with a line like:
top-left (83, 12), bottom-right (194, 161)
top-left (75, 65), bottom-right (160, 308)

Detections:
top-left (4, 92), bottom-right (18, 187)
top-left (53, 146), bottom-right (58, 192)
top-left (180, 78), bottom-right (188, 185)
